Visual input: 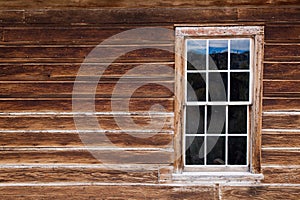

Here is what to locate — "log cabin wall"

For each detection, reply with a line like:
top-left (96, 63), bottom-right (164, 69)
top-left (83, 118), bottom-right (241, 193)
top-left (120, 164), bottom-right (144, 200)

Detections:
top-left (0, 0), bottom-right (299, 199)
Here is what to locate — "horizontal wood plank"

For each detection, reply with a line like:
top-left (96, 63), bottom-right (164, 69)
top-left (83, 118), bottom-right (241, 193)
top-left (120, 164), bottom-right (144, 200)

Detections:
top-left (262, 114), bottom-right (300, 129)
top-left (0, 10), bottom-right (24, 24)
top-left (262, 132), bottom-right (300, 148)
top-left (221, 186), bottom-right (300, 200)
top-left (0, 63), bottom-right (174, 81)
top-left (263, 81), bottom-right (300, 98)
top-left (0, 98), bottom-right (174, 112)
top-left (262, 149), bottom-right (300, 165)
top-left (0, 131), bottom-right (173, 148)
top-left (0, 149), bottom-right (173, 164)
top-left (264, 63), bottom-right (300, 80)
top-left (262, 167), bottom-right (300, 184)
top-left (264, 44), bottom-right (300, 61)
top-left (0, 82), bottom-right (174, 98)
top-left (0, 115), bottom-right (173, 131)
top-left (0, 167), bottom-right (158, 183)
top-left (0, 185), bottom-right (215, 199)
top-left (263, 98), bottom-right (300, 111)
top-left (265, 25), bottom-right (300, 43)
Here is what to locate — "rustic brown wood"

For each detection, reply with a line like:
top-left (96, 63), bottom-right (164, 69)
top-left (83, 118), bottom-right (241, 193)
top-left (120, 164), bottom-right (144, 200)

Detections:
top-left (0, 131), bottom-right (173, 148)
top-left (265, 44), bottom-right (300, 61)
top-left (0, 167), bottom-right (158, 183)
top-left (263, 98), bottom-right (300, 111)
top-left (0, 63), bottom-right (174, 81)
top-left (263, 81), bottom-right (300, 97)
top-left (0, 149), bottom-right (173, 164)
top-left (0, 115), bottom-right (173, 131)
top-left (264, 63), bottom-right (300, 80)
top-left (238, 7), bottom-right (300, 22)
top-left (262, 167), bottom-right (300, 184)
top-left (265, 25), bottom-right (300, 43)
top-left (262, 114), bottom-right (300, 129)
top-left (0, 98), bottom-right (174, 112)
top-left (262, 149), bottom-right (300, 165)
top-left (0, 82), bottom-right (174, 98)
top-left (0, 185), bottom-right (215, 199)
top-left (0, 46), bottom-right (174, 63)
top-left (262, 132), bottom-right (300, 148)
top-left (0, 10), bottom-right (24, 24)
top-left (221, 186), bottom-right (300, 200)
top-left (2, 27), bottom-right (174, 45)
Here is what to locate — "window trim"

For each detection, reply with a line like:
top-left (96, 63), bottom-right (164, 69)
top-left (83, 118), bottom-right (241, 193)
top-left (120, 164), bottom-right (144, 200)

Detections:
top-left (174, 26), bottom-right (264, 175)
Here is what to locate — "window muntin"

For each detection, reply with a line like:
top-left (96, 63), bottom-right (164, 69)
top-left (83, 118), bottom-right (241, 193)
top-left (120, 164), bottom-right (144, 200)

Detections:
top-left (184, 38), bottom-right (252, 170)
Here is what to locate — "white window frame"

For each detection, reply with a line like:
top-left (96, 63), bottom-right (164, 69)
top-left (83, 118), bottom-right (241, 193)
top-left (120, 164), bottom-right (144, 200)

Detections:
top-left (174, 26), bottom-right (264, 176)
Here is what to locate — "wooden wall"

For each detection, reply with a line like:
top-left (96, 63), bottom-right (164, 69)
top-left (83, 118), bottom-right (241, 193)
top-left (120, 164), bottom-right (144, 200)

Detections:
top-left (0, 1), bottom-right (299, 199)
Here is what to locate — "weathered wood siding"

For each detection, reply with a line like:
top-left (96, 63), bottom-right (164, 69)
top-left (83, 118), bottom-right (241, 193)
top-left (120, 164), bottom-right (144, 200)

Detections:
top-left (0, 0), bottom-right (299, 199)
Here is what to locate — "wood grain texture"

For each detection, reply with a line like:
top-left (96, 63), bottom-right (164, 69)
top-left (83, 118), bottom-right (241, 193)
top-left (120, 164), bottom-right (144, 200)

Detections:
top-left (0, 98), bottom-right (174, 112)
top-left (0, 82), bottom-right (174, 98)
top-left (0, 167), bottom-right (158, 183)
top-left (0, 63), bottom-right (174, 81)
top-left (263, 98), bottom-right (300, 111)
top-left (0, 150), bottom-right (173, 164)
top-left (221, 186), bottom-right (300, 200)
top-left (0, 10), bottom-right (24, 24)
top-left (262, 132), bottom-right (300, 148)
top-left (264, 63), bottom-right (300, 80)
top-left (263, 81), bottom-right (300, 98)
top-left (0, 131), bottom-right (173, 148)
top-left (262, 167), bottom-right (300, 184)
top-left (0, 115), bottom-right (173, 131)
top-left (262, 114), bottom-right (300, 129)
top-left (265, 25), bottom-right (300, 43)
top-left (262, 149), bottom-right (300, 165)
top-left (0, 185), bottom-right (215, 200)
top-left (265, 44), bottom-right (300, 61)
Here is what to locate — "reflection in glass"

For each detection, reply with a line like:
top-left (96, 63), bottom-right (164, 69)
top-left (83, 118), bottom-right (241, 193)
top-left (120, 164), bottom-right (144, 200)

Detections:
top-left (230, 72), bottom-right (249, 101)
top-left (228, 106), bottom-right (247, 134)
top-left (207, 106), bottom-right (226, 134)
top-left (187, 40), bottom-right (206, 70)
top-left (228, 136), bottom-right (247, 165)
top-left (185, 136), bottom-right (204, 165)
top-left (187, 73), bottom-right (206, 101)
top-left (230, 39), bottom-right (250, 69)
top-left (209, 40), bottom-right (228, 70)
top-left (207, 136), bottom-right (225, 165)
top-left (186, 106), bottom-right (205, 134)
top-left (209, 72), bottom-right (227, 101)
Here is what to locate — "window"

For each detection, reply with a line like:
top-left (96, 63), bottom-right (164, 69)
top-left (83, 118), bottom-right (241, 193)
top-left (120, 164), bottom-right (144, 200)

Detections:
top-left (174, 26), bottom-right (264, 175)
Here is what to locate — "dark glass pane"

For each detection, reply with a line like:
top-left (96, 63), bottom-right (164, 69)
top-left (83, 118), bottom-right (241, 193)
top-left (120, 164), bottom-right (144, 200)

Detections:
top-left (185, 136), bottom-right (204, 165)
top-left (207, 106), bottom-right (226, 134)
top-left (228, 106), bottom-right (247, 134)
top-left (209, 40), bottom-right (228, 70)
top-left (187, 40), bottom-right (206, 70)
top-left (230, 39), bottom-right (250, 70)
top-left (186, 106), bottom-right (205, 134)
top-left (230, 72), bottom-right (249, 101)
top-left (228, 136), bottom-right (247, 165)
top-left (187, 73), bottom-right (206, 101)
top-left (207, 136), bottom-right (225, 165)
top-left (209, 72), bottom-right (227, 101)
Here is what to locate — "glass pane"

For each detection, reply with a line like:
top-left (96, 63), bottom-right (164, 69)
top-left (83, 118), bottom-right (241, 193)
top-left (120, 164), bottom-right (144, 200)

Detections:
top-left (185, 136), bottom-right (204, 165)
top-left (209, 40), bottom-right (228, 70)
top-left (207, 106), bottom-right (226, 134)
top-left (186, 106), bottom-right (205, 134)
top-left (187, 40), bottom-right (206, 70)
top-left (230, 39), bottom-right (250, 70)
top-left (207, 136), bottom-right (225, 165)
top-left (228, 106), bottom-right (247, 134)
top-left (230, 72), bottom-right (249, 101)
top-left (209, 72), bottom-right (227, 101)
top-left (187, 73), bottom-right (206, 101)
top-left (228, 136), bottom-right (247, 165)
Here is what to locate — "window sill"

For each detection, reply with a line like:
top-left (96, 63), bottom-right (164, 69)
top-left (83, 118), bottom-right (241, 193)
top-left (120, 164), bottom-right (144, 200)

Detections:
top-left (172, 172), bottom-right (264, 184)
